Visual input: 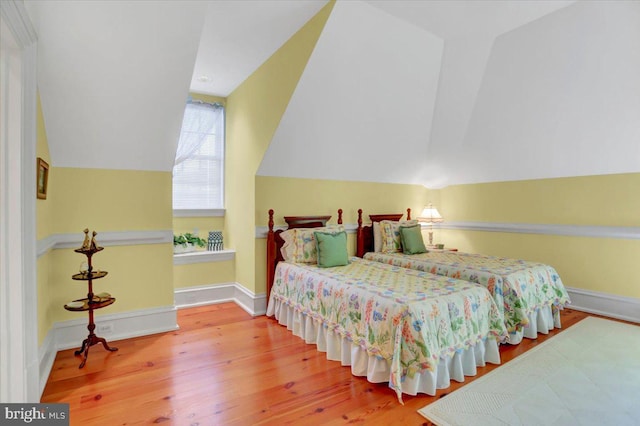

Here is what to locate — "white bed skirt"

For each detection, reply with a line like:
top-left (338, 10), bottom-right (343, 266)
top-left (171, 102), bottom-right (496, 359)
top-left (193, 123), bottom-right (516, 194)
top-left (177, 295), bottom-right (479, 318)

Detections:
top-left (269, 299), bottom-right (501, 400)
top-left (508, 304), bottom-right (562, 345)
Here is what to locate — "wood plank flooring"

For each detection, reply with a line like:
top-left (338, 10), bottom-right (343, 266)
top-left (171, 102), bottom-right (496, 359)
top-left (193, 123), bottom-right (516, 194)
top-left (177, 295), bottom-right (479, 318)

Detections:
top-left (41, 304), bottom-right (595, 425)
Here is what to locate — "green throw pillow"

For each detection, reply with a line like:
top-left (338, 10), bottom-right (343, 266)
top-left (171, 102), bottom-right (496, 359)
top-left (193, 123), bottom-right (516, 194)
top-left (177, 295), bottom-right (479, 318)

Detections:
top-left (314, 231), bottom-right (349, 268)
top-left (399, 225), bottom-right (427, 254)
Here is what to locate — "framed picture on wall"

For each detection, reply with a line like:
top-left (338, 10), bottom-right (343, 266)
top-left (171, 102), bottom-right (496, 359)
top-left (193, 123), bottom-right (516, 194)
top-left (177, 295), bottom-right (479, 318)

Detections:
top-left (37, 157), bottom-right (49, 199)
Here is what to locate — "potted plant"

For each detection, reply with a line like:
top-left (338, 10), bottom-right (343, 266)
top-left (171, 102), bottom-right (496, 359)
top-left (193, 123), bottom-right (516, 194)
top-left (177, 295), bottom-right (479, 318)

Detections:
top-left (173, 232), bottom-right (207, 254)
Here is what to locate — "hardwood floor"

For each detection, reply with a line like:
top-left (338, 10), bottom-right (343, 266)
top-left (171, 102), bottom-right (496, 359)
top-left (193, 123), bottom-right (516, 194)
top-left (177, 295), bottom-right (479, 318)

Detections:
top-left (41, 304), bottom-right (595, 425)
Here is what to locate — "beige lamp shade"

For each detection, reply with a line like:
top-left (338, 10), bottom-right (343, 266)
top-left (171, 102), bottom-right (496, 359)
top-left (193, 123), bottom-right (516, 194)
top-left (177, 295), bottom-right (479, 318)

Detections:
top-left (418, 204), bottom-right (443, 224)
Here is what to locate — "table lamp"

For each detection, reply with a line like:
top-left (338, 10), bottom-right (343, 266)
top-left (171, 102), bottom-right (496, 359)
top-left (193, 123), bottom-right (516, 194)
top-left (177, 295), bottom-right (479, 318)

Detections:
top-left (418, 203), bottom-right (443, 246)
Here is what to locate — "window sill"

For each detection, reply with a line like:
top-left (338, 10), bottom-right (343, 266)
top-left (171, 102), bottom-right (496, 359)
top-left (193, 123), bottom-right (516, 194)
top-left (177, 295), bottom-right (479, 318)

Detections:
top-left (173, 249), bottom-right (235, 265)
top-left (173, 209), bottom-right (225, 218)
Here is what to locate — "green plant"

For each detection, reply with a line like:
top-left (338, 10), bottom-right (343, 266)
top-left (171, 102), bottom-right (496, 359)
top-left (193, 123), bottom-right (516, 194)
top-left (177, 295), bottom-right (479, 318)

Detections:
top-left (173, 232), bottom-right (206, 248)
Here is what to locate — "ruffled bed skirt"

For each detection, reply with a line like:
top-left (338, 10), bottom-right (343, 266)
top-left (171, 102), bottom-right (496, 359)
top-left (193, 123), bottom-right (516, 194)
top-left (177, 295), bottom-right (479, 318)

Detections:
top-left (508, 304), bottom-right (562, 345)
top-left (268, 298), bottom-right (501, 400)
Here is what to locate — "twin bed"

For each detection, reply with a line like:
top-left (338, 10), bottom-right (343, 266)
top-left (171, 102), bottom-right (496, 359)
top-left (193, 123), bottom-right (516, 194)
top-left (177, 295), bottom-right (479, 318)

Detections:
top-left (356, 209), bottom-right (570, 344)
top-left (265, 208), bottom-right (570, 401)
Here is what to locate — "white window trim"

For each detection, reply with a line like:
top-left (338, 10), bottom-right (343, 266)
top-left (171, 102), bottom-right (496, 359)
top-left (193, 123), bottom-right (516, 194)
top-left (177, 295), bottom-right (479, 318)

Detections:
top-left (173, 208), bottom-right (225, 218)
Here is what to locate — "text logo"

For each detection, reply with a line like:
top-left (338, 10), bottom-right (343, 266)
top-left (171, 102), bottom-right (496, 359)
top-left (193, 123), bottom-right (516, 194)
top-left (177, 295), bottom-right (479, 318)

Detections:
top-left (1, 404), bottom-right (69, 425)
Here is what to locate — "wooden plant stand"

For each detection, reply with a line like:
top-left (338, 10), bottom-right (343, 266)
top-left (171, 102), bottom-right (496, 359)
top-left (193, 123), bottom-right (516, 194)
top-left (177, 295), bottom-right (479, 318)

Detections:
top-left (64, 244), bottom-right (118, 368)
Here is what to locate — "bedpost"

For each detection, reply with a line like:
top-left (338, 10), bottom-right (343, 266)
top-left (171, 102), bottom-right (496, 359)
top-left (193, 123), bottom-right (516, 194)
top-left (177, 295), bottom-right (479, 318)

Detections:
top-left (266, 209), bottom-right (275, 303)
top-left (407, 208), bottom-right (411, 220)
top-left (356, 209), bottom-right (364, 258)
top-left (337, 209), bottom-right (343, 225)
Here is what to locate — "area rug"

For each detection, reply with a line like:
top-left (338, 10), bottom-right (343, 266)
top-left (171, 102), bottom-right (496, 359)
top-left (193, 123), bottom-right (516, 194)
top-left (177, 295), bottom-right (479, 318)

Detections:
top-left (418, 317), bottom-right (640, 425)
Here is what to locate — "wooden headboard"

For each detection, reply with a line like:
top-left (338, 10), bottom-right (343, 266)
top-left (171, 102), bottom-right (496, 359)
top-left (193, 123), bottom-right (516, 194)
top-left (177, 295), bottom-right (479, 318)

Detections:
top-left (266, 209), bottom-right (343, 301)
top-left (355, 208), bottom-right (411, 257)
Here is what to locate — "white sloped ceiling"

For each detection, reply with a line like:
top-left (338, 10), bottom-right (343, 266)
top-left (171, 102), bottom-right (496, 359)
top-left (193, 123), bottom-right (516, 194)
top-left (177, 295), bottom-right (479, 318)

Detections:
top-left (257, 0), bottom-right (444, 185)
top-left (26, 0), bottom-right (208, 171)
top-left (260, 0), bottom-right (639, 187)
top-left (443, 0), bottom-right (640, 186)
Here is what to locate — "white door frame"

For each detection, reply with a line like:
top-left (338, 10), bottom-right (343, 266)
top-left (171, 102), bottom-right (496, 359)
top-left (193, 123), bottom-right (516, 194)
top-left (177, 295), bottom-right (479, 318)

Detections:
top-left (0, 0), bottom-right (39, 402)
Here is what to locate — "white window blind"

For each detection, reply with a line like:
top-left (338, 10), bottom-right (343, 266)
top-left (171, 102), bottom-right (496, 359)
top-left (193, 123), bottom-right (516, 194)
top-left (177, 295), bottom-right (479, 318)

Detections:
top-left (172, 101), bottom-right (225, 210)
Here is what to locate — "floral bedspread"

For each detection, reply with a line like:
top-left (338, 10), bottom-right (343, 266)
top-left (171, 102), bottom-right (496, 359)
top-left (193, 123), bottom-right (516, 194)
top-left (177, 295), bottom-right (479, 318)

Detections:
top-left (364, 251), bottom-right (570, 334)
top-left (266, 257), bottom-right (507, 400)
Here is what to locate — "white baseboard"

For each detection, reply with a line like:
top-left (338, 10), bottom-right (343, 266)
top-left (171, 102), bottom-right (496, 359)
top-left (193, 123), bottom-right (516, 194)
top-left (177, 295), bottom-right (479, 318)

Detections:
top-left (53, 305), bottom-right (178, 351)
top-left (38, 331), bottom-right (57, 397)
top-left (566, 287), bottom-right (640, 324)
top-left (174, 282), bottom-right (267, 316)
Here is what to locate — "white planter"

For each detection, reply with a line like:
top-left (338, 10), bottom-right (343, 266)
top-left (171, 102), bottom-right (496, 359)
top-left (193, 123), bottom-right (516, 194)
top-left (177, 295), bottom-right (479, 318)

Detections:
top-left (173, 243), bottom-right (195, 254)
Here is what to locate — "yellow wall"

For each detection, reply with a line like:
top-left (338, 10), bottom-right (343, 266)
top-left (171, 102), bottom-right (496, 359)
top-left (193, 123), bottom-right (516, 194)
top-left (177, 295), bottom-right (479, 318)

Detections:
top-left (226, 1), bottom-right (335, 293)
top-left (174, 260), bottom-right (235, 289)
top-left (45, 168), bottom-right (174, 324)
top-left (434, 173), bottom-right (640, 299)
top-left (256, 176), bottom-right (429, 226)
top-left (49, 244), bottom-right (174, 322)
top-left (51, 168), bottom-right (171, 232)
top-left (437, 173), bottom-right (640, 226)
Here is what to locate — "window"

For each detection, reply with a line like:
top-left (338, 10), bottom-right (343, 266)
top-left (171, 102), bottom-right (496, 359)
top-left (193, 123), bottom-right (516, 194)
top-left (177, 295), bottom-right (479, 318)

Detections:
top-left (172, 101), bottom-right (225, 213)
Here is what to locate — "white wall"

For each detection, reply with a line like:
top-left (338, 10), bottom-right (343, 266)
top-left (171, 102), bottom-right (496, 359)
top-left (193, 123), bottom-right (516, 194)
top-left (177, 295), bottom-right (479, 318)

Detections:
top-left (452, 1), bottom-right (640, 185)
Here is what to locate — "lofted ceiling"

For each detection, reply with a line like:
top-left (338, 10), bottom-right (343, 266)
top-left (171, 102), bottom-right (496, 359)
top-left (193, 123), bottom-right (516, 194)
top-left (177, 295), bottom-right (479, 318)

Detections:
top-left (191, 0), bottom-right (575, 98)
top-left (26, 0), bottom-right (640, 187)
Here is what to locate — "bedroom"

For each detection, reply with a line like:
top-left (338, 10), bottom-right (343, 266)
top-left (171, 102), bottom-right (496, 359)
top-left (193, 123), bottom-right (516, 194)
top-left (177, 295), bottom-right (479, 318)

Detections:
top-left (1, 0), bottom-right (638, 423)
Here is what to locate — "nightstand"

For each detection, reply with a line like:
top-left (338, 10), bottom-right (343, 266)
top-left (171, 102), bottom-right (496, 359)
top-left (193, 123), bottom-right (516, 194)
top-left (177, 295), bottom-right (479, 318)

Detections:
top-left (427, 246), bottom-right (458, 252)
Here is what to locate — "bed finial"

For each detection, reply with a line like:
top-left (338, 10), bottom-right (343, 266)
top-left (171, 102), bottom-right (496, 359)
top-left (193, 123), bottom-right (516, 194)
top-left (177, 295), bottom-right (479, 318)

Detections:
top-left (356, 209), bottom-right (365, 258)
top-left (268, 209), bottom-right (274, 232)
top-left (407, 208), bottom-right (411, 220)
top-left (266, 209), bottom-right (276, 302)
top-left (337, 209), bottom-right (343, 225)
